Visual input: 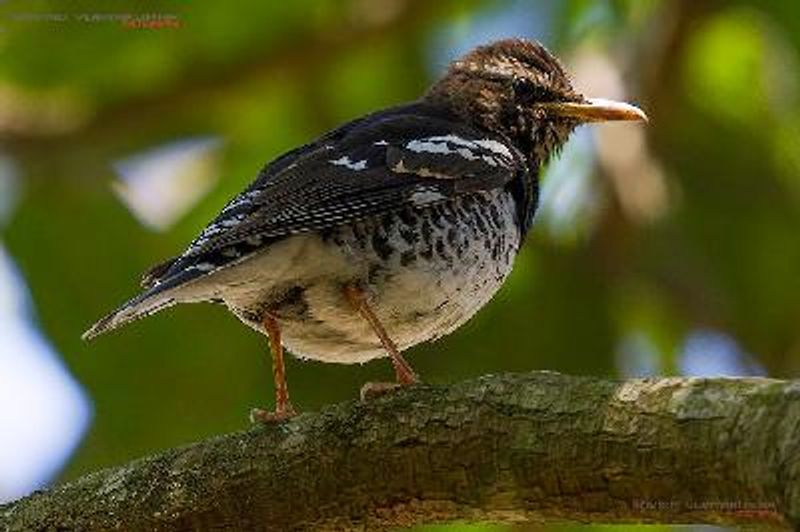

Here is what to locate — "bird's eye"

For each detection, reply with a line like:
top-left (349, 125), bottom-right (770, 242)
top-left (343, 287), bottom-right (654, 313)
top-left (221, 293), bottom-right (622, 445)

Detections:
top-left (512, 77), bottom-right (549, 104)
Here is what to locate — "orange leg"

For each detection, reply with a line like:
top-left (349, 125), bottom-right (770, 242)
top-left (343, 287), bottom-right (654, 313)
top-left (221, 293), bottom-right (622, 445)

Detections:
top-left (250, 314), bottom-right (297, 423)
top-left (343, 284), bottom-right (418, 386)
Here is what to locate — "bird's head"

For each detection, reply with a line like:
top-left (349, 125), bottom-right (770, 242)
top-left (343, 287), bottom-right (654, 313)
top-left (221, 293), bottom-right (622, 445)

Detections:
top-left (426, 38), bottom-right (647, 165)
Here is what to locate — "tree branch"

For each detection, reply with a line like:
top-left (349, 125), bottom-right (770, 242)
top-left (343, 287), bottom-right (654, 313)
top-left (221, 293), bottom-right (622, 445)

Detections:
top-left (2, 372), bottom-right (798, 530)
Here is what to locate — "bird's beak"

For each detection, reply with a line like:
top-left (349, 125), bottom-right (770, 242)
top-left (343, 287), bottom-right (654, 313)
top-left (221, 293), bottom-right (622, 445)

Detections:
top-left (540, 98), bottom-right (648, 123)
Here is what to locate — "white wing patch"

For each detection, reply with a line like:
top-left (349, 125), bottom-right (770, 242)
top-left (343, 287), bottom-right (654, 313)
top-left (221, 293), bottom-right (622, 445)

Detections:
top-left (404, 135), bottom-right (512, 167)
top-left (391, 158), bottom-right (451, 179)
top-left (330, 155), bottom-right (368, 171)
top-left (409, 186), bottom-right (446, 205)
top-left (221, 190), bottom-right (260, 214)
top-left (472, 139), bottom-right (513, 159)
top-left (190, 262), bottom-right (216, 272)
top-left (186, 212), bottom-right (249, 253)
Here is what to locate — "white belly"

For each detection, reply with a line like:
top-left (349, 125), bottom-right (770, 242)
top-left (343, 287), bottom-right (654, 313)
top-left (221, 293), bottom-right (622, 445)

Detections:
top-left (187, 191), bottom-right (521, 364)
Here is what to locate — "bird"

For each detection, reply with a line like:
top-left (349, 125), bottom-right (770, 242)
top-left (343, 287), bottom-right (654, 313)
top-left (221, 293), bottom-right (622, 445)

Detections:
top-left (83, 38), bottom-right (646, 422)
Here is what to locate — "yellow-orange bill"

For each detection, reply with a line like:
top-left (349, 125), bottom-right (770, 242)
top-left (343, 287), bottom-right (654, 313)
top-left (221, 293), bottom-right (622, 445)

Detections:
top-left (542, 98), bottom-right (648, 123)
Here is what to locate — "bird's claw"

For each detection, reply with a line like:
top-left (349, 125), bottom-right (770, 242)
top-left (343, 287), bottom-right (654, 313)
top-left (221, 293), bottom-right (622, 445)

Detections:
top-left (360, 381), bottom-right (405, 401)
top-left (249, 404), bottom-right (297, 424)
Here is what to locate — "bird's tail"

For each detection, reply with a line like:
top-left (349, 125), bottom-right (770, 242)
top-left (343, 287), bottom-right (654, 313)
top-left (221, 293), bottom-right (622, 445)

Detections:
top-left (83, 256), bottom-right (217, 341)
top-left (82, 289), bottom-right (176, 341)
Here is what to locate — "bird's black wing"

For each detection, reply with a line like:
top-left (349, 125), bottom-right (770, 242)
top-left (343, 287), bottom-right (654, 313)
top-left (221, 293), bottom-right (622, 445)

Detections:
top-left (146, 105), bottom-right (523, 292)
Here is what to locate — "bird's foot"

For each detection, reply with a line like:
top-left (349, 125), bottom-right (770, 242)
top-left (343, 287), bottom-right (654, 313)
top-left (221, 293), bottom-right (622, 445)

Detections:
top-left (360, 359), bottom-right (421, 400)
top-left (360, 381), bottom-right (400, 401)
top-left (249, 403), bottom-right (297, 424)
top-left (361, 381), bottom-right (421, 401)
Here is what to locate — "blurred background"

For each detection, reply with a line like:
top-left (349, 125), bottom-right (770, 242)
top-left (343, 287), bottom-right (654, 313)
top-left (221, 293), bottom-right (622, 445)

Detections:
top-left (0, 0), bottom-right (798, 530)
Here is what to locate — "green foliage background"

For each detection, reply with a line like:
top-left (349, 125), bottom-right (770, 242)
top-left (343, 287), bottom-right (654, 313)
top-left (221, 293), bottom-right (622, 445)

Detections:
top-left (1, 0), bottom-right (798, 529)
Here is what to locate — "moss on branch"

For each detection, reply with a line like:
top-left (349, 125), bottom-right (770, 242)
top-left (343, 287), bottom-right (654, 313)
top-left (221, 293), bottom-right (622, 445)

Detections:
top-left (2, 372), bottom-right (798, 530)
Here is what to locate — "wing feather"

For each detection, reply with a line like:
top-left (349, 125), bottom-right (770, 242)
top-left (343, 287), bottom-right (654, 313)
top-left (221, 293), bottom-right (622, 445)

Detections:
top-left (147, 104), bottom-right (523, 288)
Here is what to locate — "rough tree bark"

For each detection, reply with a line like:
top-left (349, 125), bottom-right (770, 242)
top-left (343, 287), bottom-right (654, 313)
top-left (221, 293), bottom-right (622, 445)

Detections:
top-left (1, 371), bottom-right (798, 530)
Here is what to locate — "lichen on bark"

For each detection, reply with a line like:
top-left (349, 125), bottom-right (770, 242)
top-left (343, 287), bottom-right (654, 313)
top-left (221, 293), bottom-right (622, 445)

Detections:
top-left (1, 371), bottom-right (798, 530)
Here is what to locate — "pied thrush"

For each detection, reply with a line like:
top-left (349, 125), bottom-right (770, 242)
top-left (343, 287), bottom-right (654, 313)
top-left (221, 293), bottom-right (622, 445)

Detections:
top-left (84, 39), bottom-right (646, 421)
